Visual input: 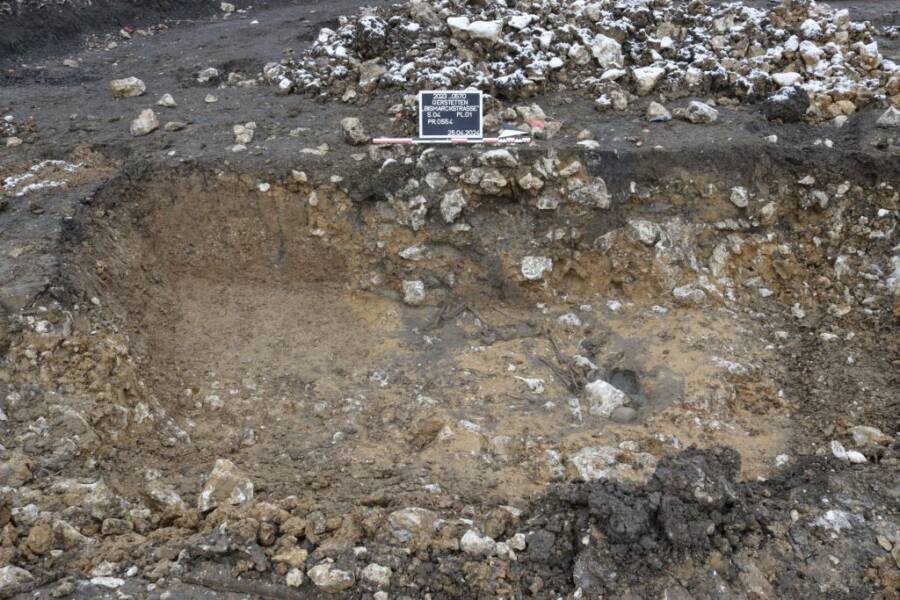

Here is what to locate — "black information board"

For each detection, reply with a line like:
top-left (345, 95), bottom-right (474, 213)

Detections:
top-left (418, 91), bottom-right (483, 139)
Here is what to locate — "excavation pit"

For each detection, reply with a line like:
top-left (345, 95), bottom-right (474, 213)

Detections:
top-left (53, 158), bottom-right (896, 513)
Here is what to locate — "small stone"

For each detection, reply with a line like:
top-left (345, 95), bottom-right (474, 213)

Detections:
top-left (848, 425), bottom-right (891, 446)
top-left (632, 66), bottom-right (665, 96)
top-left (440, 189), bottom-right (466, 223)
top-left (130, 109), bottom-right (159, 136)
top-left (205, 94), bottom-right (218, 103)
top-left (585, 379), bottom-right (627, 417)
top-left (220, 2), bottom-right (235, 13)
top-left (110, 77), bottom-right (146, 98)
top-left (673, 284), bottom-right (706, 304)
top-left (361, 563), bottom-right (391, 588)
top-left (518, 172), bottom-right (543, 192)
top-left (876, 106), bottom-right (900, 128)
top-left (197, 459), bottom-right (254, 512)
top-left (164, 121), bottom-right (187, 132)
top-left (341, 117), bottom-right (368, 145)
top-left (521, 256), bottom-right (552, 281)
top-left (197, 68), bottom-right (219, 83)
top-left (678, 101), bottom-right (719, 124)
top-left (157, 93), bottom-right (176, 108)
top-left (273, 547), bottom-right (308, 569)
top-left (460, 529), bottom-right (496, 556)
top-left (6, 137), bottom-right (23, 147)
top-left (233, 122), bottom-right (256, 145)
top-left (646, 101), bottom-right (671, 122)
top-left (480, 149), bottom-right (517, 167)
top-left (609, 406), bottom-right (637, 423)
top-left (286, 568), bottom-right (304, 588)
top-left (308, 562), bottom-right (355, 592)
top-left (730, 186), bottom-right (749, 208)
top-left (402, 280), bottom-right (426, 306)
top-left (63, 59), bottom-right (79, 68)
top-left (0, 566), bottom-right (34, 595)
top-left (592, 35), bottom-right (623, 69)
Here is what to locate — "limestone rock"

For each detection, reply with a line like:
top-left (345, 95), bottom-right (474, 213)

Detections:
top-left (130, 109), bottom-right (159, 136)
top-left (308, 561), bottom-right (355, 592)
top-left (110, 77), bottom-right (146, 98)
top-left (197, 459), bottom-right (254, 512)
top-left (460, 529), bottom-right (497, 556)
top-left (521, 256), bottom-right (553, 281)
top-left (0, 566), bottom-right (33, 595)
top-left (592, 35), bottom-right (623, 69)
top-left (440, 189), bottom-right (466, 223)
top-left (341, 117), bottom-right (369, 145)
top-left (646, 102), bottom-right (671, 122)
top-left (677, 101), bottom-right (719, 124)
top-left (633, 66), bottom-right (665, 96)
top-left (157, 93), bottom-right (176, 108)
top-left (402, 280), bottom-right (426, 306)
top-left (361, 563), bottom-right (391, 588)
top-left (585, 379), bottom-right (627, 417)
top-left (876, 106), bottom-right (900, 128)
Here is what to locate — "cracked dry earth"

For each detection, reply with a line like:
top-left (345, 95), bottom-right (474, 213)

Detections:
top-left (1, 1), bottom-right (900, 599)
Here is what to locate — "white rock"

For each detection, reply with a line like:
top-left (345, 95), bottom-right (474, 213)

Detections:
top-left (402, 280), bottom-right (426, 306)
top-left (592, 35), bottom-right (623, 69)
top-left (233, 122), bottom-right (256, 145)
top-left (460, 529), bottom-right (496, 556)
top-left (585, 379), bottom-right (627, 417)
top-left (130, 109), bottom-right (159, 136)
top-left (681, 101), bottom-right (718, 124)
top-left (730, 186), bottom-right (749, 208)
top-left (646, 101), bottom-right (671, 122)
top-left (110, 77), bottom-right (146, 98)
top-left (197, 67), bottom-right (219, 83)
top-left (90, 577), bottom-right (125, 589)
top-left (876, 106), bottom-right (900, 128)
top-left (521, 256), bottom-right (553, 280)
top-left (157, 93), bottom-right (176, 107)
top-left (673, 284), bottom-right (706, 304)
top-left (772, 72), bottom-right (802, 87)
top-left (341, 117), bottom-right (368, 145)
top-left (286, 568), bottom-right (304, 587)
top-left (361, 563), bottom-right (391, 588)
top-left (467, 20), bottom-right (503, 43)
top-left (633, 66), bottom-right (665, 96)
top-left (221, 2), bottom-right (235, 13)
top-left (197, 459), bottom-right (254, 512)
top-left (481, 149), bottom-right (517, 167)
top-left (0, 566), bottom-right (33, 595)
top-left (440, 189), bottom-right (467, 223)
top-left (557, 313), bottom-right (582, 328)
top-left (308, 562), bottom-right (355, 592)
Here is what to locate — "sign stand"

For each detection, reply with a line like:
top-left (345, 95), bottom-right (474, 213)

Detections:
top-left (372, 90), bottom-right (531, 146)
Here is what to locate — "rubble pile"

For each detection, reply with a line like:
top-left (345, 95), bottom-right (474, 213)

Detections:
top-left (265, 0), bottom-right (899, 121)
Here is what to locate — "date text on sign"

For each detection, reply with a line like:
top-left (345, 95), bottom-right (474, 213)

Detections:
top-left (418, 91), bottom-right (483, 139)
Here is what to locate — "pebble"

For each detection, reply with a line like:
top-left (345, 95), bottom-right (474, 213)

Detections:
top-left (196, 458), bottom-right (254, 512)
top-left (521, 256), bottom-right (553, 280)
top-left (341, 117), bottom-right (369, 145)
top-left (129, 109), bottom-right (159, 136)
top-left (402, 280), bottom-right (426, 306)
top-left (460, 529), bottom-right (497, 556)
top-left (110, 77), bottom-right (146, 98)
top-left (646, 101), bottom-right (672, 122)
top-left (157, 93), bottom-right (176, 108)
top-left (585, 379), bottom-right (628, 417)
top-left (308, 561), bottom-right (355, 592)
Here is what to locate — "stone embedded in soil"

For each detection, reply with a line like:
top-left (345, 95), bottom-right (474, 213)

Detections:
top-left (633, 66), bottom-right (665, 96)
top-left (677, 101), bottom-right (719, 124)
top-left (130, 109), bottom-right (159, 137)
top-left (197, 459), bottom-right (254, 512)
top-left (157, 93), bottom-right (176, 108)
top-left (402, 280), bottom-right (426, 305)
top-left (308, 561), bottom-right (355, 592)
top-left (673, 284), bottom-right (707, 305)
top-left (109, 77), bottom-right (146, 98)
top-left (440, 189), bottom-right (467, 223)
top-left (361, 563), bottom-right (392, 588)
top-left (521, 256), bottom-right (553, 280)
top-left (341, 117), bottom-right (369, 145)
top-left (460, 529), bottom-right (497, 556)
top-left (646, 102), bottom-right (671, 122)
top-left (197, 67), bottom-right (219, 83)
top-left (0, 566), bottom-right (33, 595)
top-left (585, 379), bottom-right (628, 417)
top-left (876, 106), bottom-right (900, 128)
top-left (730, 186), bottom-right (749, 208)
top-left (233, 122), bottom-right (256, 145)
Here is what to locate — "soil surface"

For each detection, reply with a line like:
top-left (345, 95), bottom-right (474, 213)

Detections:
top-left (1, 1), bottom-right (899, 599)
